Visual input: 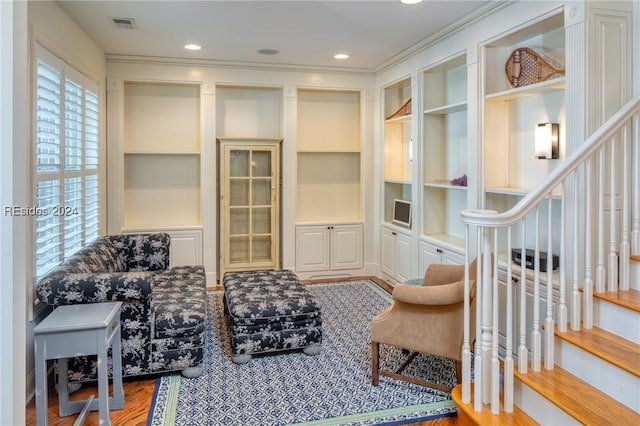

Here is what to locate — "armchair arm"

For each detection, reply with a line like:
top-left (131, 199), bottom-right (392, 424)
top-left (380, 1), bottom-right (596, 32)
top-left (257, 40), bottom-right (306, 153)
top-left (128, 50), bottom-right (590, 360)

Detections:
top-left (392, 280), bottom-right (467, 306)
top-left (36, 271), bottom-right (154, 307)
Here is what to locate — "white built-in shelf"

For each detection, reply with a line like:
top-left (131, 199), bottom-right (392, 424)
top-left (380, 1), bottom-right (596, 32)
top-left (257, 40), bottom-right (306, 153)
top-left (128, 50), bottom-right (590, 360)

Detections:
top-left (385, 114), bottom-right (412, 123)
top-left (124, 151), bottom-right (200, 156)
top-left (386, 179), bottom-right (412, 185)
top-left (296, 148), bottom-right (360, 154)
top-left (423, 101), bottom-right (467, 115)
top-left (486, 77), bottom-right (565, 102)
top-left (424, 181), bottom-right (468, 190)
top-left (486, 187), bottom-right (562, 199)
top-left (423, 233), bottom-right (466, 251)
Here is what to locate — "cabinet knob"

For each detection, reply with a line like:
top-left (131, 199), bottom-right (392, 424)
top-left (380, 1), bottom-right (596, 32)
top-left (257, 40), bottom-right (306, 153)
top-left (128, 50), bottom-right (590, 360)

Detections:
top-left (436, 248), bottom-right (443, 254)
top-left (391, 232), bottom-right (397, 236)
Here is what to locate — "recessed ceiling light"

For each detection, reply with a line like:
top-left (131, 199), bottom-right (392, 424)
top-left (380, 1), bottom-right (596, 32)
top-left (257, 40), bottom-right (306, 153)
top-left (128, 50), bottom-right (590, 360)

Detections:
top-left (258, 49), bottom-right (279, 55)
top-left (400, 0), bottom-right (423, 4)
top-left (334, 53), bottom-right (349, 60)
top-left (184, 44), bottom-right (202, 51)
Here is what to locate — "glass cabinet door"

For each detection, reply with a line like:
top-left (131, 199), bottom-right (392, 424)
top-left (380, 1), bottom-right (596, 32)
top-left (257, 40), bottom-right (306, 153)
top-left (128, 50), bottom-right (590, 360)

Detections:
top-left (221, 141), bottom-right (280, 275)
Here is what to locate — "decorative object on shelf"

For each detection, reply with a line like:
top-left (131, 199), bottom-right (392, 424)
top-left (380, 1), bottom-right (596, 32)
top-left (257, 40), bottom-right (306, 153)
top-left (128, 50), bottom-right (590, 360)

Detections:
top-left (505, 47), bottom-right (565, 88)
top-left (450, 174), bottom-right (467, 186)
top-left (535, 122), bottom-right (559, 160)
top-left (392, 199), bottom-right (412, 228)
top-left (385, 98), bottom-right (412, 120)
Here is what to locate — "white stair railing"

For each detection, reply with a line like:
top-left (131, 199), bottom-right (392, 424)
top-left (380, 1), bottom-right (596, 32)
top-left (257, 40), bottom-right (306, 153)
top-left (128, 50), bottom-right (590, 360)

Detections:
top-left (460, 96), bottom-right (640, 414)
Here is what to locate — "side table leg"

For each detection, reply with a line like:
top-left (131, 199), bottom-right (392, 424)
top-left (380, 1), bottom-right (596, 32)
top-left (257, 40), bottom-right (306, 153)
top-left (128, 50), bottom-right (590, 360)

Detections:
top-left (96, 331), bottom-right (111, 426)
top-left (110, 325), bottom-right (124, 409)
top-left (57, 358), bottom-right (72, 417)
top-left (34, 337), bottom-right (48, 426)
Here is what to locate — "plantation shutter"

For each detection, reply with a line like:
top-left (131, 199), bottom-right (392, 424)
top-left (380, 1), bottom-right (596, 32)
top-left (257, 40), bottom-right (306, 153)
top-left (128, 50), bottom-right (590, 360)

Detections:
top-left (33, 44), bottom-right (101, 281)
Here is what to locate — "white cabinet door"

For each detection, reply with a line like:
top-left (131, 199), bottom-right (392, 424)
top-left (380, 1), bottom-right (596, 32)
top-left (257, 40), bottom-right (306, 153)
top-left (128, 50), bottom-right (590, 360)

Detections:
top-left (169, 229), bottom-right (203, 267)
top-left (395, 232), bottom-right (412, 283)
top-left (296, 223), bottom-right (363, 273)
top-left (295, 226), bottom-right (330, 272)
top-left (380, 227), bottom-right (396, 277)
top-left (419, 240), bottom-right (464, 275)
top-left (331, 224), bottom-right (363, 270)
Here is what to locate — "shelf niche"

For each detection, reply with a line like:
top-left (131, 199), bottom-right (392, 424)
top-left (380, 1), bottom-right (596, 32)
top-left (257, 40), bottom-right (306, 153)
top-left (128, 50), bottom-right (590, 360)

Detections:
top-left (295, 88), bottom-right (362, 223)
top-left (422, 53), bottom-right (468, 243)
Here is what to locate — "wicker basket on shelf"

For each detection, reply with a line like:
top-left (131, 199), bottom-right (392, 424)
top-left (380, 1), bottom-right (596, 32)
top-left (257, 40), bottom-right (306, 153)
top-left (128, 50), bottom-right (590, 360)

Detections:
top-left (386, 98), bottom-right (412, 120)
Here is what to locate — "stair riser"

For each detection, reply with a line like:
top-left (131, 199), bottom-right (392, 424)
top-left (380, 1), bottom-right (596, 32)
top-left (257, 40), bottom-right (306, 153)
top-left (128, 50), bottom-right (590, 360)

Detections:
top-left (514, 378), bottom-right (581, 425)
top-left (593, 298), bottom-right (640, 344)
top-left (555, 337), bottom-right (640, 412)
top-left (631, 260), bottom-right (639, 291)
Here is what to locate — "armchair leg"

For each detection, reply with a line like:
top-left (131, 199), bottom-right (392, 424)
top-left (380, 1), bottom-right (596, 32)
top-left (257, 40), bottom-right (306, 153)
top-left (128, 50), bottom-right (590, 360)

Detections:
top-left (371, 341), bottom-right (379, 386)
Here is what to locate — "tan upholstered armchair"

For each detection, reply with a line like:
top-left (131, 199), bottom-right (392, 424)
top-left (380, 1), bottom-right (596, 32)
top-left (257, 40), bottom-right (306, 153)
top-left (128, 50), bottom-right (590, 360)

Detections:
top-left (370, 259), bottom-right (478, 392)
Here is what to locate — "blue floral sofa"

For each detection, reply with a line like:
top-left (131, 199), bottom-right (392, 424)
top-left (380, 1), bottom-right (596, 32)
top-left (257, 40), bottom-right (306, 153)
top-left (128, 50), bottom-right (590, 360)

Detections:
top-left (36, 233), bottom-right (206, 383)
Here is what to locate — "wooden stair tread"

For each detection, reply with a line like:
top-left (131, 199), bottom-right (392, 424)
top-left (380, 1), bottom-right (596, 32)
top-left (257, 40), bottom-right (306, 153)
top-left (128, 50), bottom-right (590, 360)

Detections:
top-left (555, 324), bottom-right (640, 377)
top-left (514, 364), bottom-right (640, 425)
top-left (451, 384), bottom-right (537, 426)
top-left (593, 288), bottom-right (640, 312)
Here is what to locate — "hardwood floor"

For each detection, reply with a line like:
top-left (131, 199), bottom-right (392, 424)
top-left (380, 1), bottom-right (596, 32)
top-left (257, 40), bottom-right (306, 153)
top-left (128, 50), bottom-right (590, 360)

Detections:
top-left (26, 277), bottom-right (458, 425)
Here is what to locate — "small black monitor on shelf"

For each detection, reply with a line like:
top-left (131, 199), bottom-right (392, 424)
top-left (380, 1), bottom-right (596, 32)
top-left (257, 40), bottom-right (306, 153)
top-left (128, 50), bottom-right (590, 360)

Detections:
top-left (512, 248), bottom-right (559, 272)
top-left (392, 199), bottom-right (412, 228)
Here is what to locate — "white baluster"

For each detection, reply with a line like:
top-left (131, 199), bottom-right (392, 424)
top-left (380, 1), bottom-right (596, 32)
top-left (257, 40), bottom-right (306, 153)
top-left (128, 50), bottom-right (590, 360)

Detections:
top-left (518, 222), bottom-right (528, 374)
top-left (491, 231), bottom-right (499, 414)
top-left (545, 195), bottom-right (555, 369)
top-left (462, 225), bottom-right (471, 403)
top-left (532, 206), bottom-right (541, 372)
top-left (632, 112), bottom-right (640, 255)
top-left (504, 227), bottom-right (514, 412)
top-left (620, 123), bottom-right (630, 290)
top-left (474, 227), bottom-right (483, 411)
top-left (558, 181), bottom-right (568, 333)
top-left (609, 136), bottom-right (619, 291)
top-left (584, 159), bottom-right (594, 329)
top-left (596, 146), bottom-right (606, 292)
top-left (481, 228), bottom-right (493, 404)
top-left (572, 172), bottom-right (582, 331)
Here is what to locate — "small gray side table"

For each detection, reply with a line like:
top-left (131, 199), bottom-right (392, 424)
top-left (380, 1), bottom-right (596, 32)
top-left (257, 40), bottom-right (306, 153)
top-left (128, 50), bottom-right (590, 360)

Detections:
top-left (34, 301), bottom-right (124, 426)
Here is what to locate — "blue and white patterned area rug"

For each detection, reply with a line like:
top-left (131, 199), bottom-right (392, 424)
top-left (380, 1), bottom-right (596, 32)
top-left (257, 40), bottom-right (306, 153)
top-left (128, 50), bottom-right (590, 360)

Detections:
top-left (147, 280), bottom-right (458, 425)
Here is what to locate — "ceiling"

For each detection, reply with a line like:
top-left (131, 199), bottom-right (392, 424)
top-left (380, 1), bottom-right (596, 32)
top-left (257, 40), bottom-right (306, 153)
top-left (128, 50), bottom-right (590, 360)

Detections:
top-left (57, 0), bottom-right (498, 72)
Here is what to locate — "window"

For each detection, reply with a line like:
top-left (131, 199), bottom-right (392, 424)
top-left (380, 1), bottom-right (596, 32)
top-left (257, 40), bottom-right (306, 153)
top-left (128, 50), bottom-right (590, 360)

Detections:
top-left (33, 44), bottom-right (100, 283)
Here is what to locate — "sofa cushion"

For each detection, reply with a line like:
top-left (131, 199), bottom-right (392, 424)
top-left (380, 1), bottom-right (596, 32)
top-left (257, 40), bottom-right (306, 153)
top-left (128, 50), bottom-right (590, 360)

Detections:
top-left (108, 233), bottom-right (170, 272)
top-left (152, 265), bottom-right (206, 339)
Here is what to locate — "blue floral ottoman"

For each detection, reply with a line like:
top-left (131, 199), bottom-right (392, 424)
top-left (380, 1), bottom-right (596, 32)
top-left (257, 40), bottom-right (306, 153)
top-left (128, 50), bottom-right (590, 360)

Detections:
top-left (223, 270), bottom-right (323, 364)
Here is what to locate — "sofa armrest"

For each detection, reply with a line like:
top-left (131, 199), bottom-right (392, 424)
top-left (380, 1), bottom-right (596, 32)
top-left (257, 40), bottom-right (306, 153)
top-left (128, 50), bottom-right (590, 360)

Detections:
top-left (36, 271), bottom-right (154, 307)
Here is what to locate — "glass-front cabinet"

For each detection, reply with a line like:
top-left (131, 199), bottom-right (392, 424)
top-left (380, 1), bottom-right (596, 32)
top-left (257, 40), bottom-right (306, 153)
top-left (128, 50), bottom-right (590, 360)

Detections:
top-left (219, 139), bottom-right (281, 277)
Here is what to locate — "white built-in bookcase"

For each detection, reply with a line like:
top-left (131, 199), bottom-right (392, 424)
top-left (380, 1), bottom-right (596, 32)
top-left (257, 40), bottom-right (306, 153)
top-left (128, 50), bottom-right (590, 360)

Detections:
top-left (421, 53), bottom-right (469, 251)
top-left (482, 10), bottom-right (566, 256)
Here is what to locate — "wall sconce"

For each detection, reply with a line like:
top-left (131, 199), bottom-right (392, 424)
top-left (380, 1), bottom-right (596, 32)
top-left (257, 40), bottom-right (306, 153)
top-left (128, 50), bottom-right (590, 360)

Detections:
top-left (535, 122), bottom-right (559, 160)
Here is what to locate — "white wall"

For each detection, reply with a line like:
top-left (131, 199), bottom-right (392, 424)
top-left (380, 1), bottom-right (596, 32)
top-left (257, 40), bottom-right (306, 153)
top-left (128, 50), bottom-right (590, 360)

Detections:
top-left (1, 2), bottom-right (28, 424)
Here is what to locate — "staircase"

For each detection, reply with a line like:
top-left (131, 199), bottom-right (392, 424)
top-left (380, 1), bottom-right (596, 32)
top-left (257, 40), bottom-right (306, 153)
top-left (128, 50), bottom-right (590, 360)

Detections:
top-left (454, 97), bottom-right (640, 424)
